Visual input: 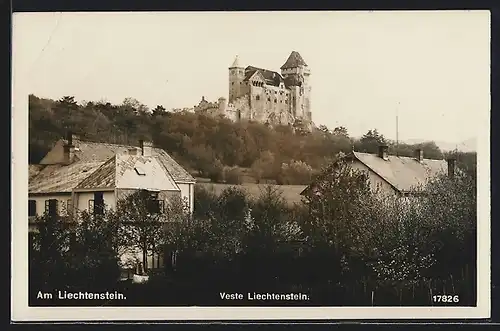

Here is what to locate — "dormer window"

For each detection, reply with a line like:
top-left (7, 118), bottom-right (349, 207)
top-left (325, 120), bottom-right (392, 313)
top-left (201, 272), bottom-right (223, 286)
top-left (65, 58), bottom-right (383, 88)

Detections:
top-left (135, 167), bottom-right (146, 176)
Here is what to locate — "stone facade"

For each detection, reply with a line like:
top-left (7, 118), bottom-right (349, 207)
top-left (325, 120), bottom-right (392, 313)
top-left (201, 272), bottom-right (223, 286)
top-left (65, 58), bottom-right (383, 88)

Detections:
top-left (194, 51), bottom-right (312, 129)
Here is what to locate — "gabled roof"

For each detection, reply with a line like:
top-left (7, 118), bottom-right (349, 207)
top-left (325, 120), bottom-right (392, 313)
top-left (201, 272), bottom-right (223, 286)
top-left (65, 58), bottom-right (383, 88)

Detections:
top-left (59, 138), bottom-right (195, 182)
top-left (352, 152), bottom-right (447, 193)
top-left (75, 157), bottom-right (116, 189)
top-left (244, 66), bottom-right (285, 87)
top-left (75, 154), bottom-right (181, 191)
top-left (29, 138), bottom-right (195, 194)
top-left (281, 51), bottom-right (307, 70)
top-left (301, 151), bottom-right (448, 196)
top-left (29, 162), bottom-right (104, 194)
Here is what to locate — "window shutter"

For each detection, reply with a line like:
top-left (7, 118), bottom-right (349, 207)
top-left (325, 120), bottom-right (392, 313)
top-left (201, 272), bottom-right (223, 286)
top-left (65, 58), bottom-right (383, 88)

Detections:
top-left (158, 200), bottom-right (164, 213)
top-left (88, 200), bottom-right (94, 213)
top-left (45, 200), bottom-right (50, 213)
top-left (66, 199), bottom-right (72, 216)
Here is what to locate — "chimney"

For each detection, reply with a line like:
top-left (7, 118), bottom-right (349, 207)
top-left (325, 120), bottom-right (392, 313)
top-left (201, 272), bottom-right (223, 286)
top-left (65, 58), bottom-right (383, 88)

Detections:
top-left (66, 131), bottom-right (73, 147)
top-left (447, 158), bottom-right (456, 179)
top-left (142, 141), bottom-right (153, 156)
top-left (414, 149), bottom-right (424, 162)
top-left (378, 145), bottom-right (389, 160)
top-left (62, 131), bottom-right (75, 164)
top-left (138, 140), bottom-right (144, 154)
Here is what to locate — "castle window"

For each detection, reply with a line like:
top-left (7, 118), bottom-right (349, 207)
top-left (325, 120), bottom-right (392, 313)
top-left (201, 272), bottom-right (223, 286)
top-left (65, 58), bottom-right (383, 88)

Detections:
top-left (256, 95), bottom-right (260, 101)
top-left (274, 99), bottom-right (277, 103)
top-left (232, 82), bottom-right (234, 85)
top-left (267, 97), bottom-right (271, 102)
top-left (285, 100), bottom-right (288, 104)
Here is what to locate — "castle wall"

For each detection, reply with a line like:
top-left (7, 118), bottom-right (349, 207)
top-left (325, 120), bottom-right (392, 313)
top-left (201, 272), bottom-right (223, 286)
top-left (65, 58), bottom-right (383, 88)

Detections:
top-left (247, 84), bottom-right (293, 125)
top-left (222, 53), bottom-right (312, 127)
top-left (232, 95), bottom-right (250, 121)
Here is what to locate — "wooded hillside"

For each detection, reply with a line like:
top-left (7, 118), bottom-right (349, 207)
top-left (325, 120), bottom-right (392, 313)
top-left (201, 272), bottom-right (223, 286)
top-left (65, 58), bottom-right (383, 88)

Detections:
top-left (29, 95), bottom-right (474, 184)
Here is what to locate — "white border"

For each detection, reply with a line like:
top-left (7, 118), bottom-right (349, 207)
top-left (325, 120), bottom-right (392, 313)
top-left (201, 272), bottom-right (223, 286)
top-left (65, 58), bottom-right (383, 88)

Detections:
top-left (11, 11), bottom-right (491, 321)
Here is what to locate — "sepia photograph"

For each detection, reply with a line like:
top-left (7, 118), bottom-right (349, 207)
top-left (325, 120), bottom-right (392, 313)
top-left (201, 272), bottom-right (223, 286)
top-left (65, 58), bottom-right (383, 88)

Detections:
top-left (12, 10), bottom-right (490, 321)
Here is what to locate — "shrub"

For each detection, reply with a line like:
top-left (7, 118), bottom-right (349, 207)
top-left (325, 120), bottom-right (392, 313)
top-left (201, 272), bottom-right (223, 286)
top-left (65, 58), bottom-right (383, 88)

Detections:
top-left (224, 166), bottom-right (243, 184)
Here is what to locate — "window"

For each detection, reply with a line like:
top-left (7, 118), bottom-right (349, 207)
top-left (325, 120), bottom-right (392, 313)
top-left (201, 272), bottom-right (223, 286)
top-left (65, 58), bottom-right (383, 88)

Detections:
top-left (45, 199), bottom-right (58, 217)
top-left (231, 82), bottom-right (234, 85)
top-left (28, 200), bottom-right (36, 217)
top-left (256, 95), bottom-right (260, 101)
top-left (134, 167), bottom-right (146, 176)
top-left (274, 99), bottom-right (277, 103)
top-left (267, 97), bottom-right (271, 102)
top-left (147, 192), bottom-right (164, 214)
top-left (90, 192), bottom-right (104, 216)
top-left (285, 100), bottom-right (288, 104)
top-left (147, 199), bottom-right (164, 214)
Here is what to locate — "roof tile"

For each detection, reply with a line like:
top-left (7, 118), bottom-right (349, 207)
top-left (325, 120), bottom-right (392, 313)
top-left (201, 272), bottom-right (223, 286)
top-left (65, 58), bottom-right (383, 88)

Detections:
top-left (280, 51), bottom-right (308, 70)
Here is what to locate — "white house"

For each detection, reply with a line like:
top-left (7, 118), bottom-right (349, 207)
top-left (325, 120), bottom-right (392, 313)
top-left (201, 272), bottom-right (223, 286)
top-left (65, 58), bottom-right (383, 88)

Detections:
top-left (28, 134), bottom-right (196, 273)
top-left (301, 145), bottom-right (456, 199)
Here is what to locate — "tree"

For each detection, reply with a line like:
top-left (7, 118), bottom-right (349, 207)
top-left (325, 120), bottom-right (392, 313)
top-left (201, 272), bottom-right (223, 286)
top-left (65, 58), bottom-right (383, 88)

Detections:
top-left (318, 125), bottom-right (330, 135)
top-left (114, 190), bottom-right (169, 273)
top-left (355, 129), bottom-right (387, 154)
top-left (30, 211), bottom-right (72, 291)
top-left (208, 187), bottom-right (251, 259)
top-left (122, 97), bottom-right (149, 115)
top-left (251, 151), bottom-right (276, 183)
top-left (278, 159), bottom-right (315, 185)
top-left (69, 209), bottom-right (125, 289)
top-left (152, 105), bottom-right (167, 117)
top-left (332, 126), bottom-right (349, 138)
top-left (300, 156), bottom-right (372, 252)
top-left (246, 186), bottom-right (301, 251)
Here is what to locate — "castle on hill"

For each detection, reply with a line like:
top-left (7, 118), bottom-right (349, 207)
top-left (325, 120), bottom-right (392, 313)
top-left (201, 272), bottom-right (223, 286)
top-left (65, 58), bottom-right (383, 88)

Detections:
top-left (194, 51), bottom-right (312, 128)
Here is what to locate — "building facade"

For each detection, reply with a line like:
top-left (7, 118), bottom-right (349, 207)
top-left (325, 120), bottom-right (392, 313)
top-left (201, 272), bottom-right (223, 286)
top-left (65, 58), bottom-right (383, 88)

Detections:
top-left (29, 134), bottom-right (196, 273)
top-left (301, 146), bottom-right (457, 199)
top-left (194, 51), bottom-right (312, 128)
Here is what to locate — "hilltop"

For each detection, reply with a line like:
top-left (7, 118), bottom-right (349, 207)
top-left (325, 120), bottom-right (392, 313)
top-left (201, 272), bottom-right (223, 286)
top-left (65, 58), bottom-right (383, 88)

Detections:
top-left (29, 94), bottom-right (474, 185)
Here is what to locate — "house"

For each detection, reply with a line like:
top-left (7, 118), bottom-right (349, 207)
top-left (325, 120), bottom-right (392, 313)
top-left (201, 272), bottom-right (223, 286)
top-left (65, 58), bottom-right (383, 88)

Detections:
top-left (28, 133), bottom-right (196, 272)
top-left (301, 145), bottom-right (457, 199)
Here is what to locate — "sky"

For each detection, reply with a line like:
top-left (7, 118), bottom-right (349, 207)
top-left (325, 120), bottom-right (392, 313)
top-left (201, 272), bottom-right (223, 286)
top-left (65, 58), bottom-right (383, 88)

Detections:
top-left (13, 11), bottom-right (490, 146)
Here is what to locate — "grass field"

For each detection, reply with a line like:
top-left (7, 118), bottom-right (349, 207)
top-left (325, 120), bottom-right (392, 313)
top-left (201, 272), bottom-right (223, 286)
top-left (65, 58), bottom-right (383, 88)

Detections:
top-left (195, 182), bottom-right (308, 205)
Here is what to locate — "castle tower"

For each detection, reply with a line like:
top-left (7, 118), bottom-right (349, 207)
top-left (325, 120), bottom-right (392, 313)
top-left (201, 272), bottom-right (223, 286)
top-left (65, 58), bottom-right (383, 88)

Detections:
top-left (218, 97), bottom-right (227, 116)
top-left (228, 55), bottom-right (245, 103)
top-left (280, 51), bottom-right (311, 121)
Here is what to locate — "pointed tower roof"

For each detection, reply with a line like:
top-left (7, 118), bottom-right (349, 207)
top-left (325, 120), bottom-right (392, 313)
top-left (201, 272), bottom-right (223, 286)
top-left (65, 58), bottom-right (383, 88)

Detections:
top-left (229, 55), bottom-right (242, 68)
top-left (280, 51), bottom-right (308, 69)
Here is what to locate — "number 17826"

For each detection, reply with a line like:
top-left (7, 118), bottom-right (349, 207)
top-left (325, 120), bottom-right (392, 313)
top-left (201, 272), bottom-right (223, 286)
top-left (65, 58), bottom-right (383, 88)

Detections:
top-left (433, 295), bottom-right (459, 303)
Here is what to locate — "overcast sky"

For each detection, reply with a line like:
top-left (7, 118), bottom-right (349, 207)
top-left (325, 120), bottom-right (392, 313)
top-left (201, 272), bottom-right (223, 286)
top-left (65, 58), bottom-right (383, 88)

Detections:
top-left (13, 11), bottom-right (490, 145)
